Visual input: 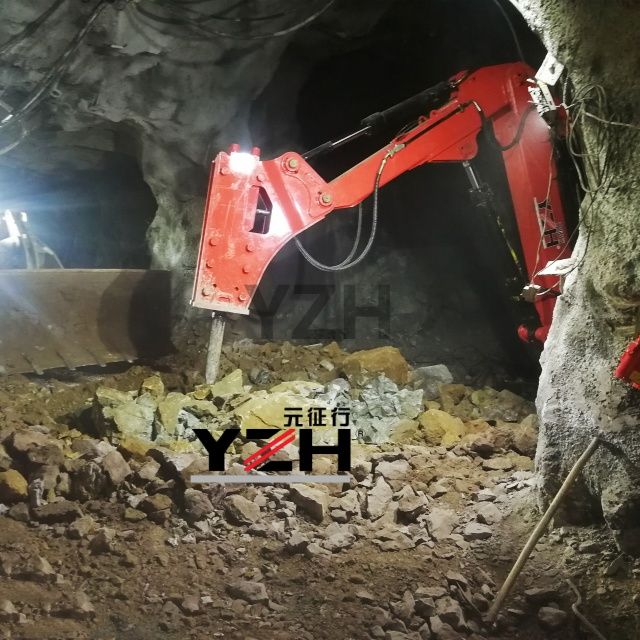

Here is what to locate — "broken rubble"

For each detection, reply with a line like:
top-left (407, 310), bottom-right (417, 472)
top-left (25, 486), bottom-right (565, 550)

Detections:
top-left (352, 376), bottom-right (423, 444)
top-left (139, 493), bottom-right (173, 513)
top-left (375, 458), bottom-right (411, 483)
top-left (207, 368), bottom-right (245, 397)
top-left (512, 414), bottom-right (539, 457)
top-left (25, 556), bottom-right (56, 583)
top-left (141, 375), bottom-right (165, 398)
top-left (100, 450), bottom-right (132, 485)
top-left (288, 485), bottom-right (327, 522)
top-left (414, 596), bottom-right (437, 619)
top-left (418, 410), bottom-right (465, 447)
top-left (183, 488), bottom-right (214, 523)
top-left (0, 599), bottom-right (19, 622)
top-left (389, 419), bottom-right (421, 444)
top-left (331, 489), bottom-right (360, 518)
top-left (137, 459), bottom-right (161, 481)
top-left (435, 596), bottom-right (466, 630)
top-left (410, 364), bottom-right (453, 400)
top-left (88, 527), bottom-right (117, 554)
top-left (397, 493), bottom-right (428, 524)
top-left (225, 579), bottom-right (269, 604)
top-left (0, 444), bottom-right (11, 471)
top-left (33, 500), bottom-right (83, 524)
top-left (482, 456), bottom-right (514, 471)
top-left (470, 388), bottom-right (534, 422)
top-left (429, 616), bottom-right (464, 640)
top-left (474, 502), bottom-right (502, 525)
top-left (366, 476), bottom-right (394, 520)
top-left (537, 606), bottom-right (567, 629)
top-left (285, 531), bottom-right (309, 554)
top-left (94, 387), bottom-right (155, 440)
top-left (427, 507), bottom-right (457, 541)
top-left (463, 522), bottom-right (493, 541)
top-left (351, 458), bottom-right (373, 481)
top-left (180, 594), bottom-right (201, 615)
top-left (224, 493), bottom-right (261, 525)
top-left (373, 527), bottom-right (414, 551)
top-left (7, 502), bottom-right (29, 522)
top-left (68, 459), bottom-right (108, 501)
top-left (57, 591), bottom-right (96, 620)
top-left (523, 587), bottom-right (559, 605)
top-left (341, 346), bottom-right (410, 384)
top-left (123, 506), bottom-right (147, 522)
top-left (67, 514), bottom-right (97, 539)
top-left (322, 522), bottom-right (356, 552)
top-left (234, 389), bottom-right (319, 429)
top-left (8, 428), bottom-right (56, 455)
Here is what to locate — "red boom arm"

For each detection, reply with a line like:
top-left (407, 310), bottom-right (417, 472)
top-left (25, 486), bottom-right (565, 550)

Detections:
top-left (192, 62), bottom-right (569, 342)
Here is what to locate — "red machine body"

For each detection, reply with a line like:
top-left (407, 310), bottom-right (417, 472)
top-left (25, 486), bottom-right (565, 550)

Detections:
top-left (615, 336), bottom-right (640, 390)
top-left (192, 62), bottom-right (570, 342)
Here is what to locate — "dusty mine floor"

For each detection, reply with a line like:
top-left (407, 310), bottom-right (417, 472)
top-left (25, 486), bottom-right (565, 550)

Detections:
top-left (0, 342), bottom-right (637, 640)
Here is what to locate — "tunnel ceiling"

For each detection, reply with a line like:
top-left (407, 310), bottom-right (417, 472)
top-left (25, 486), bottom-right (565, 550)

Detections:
top-left (0, 1), bottom-right (392, 193)
top-left (0, 1), bottom-right (538, 245)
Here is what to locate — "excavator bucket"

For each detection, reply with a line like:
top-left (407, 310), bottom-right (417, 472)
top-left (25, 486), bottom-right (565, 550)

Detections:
top-left (0, 269), bottom-right (173, 375)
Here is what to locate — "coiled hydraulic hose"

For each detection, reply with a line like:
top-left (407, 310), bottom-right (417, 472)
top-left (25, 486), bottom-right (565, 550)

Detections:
top-left (295, 146), bottom-right (401, 271)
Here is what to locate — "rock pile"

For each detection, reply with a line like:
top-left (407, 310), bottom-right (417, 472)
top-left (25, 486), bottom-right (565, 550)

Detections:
top-left (0, 343), bottom-right (539, 532)
top-left (0, 341), bottom-right (552, 638)
top-left (88, 342), bottom-right (536, 452)
top-left (0, 414), bottom-right (540, 638)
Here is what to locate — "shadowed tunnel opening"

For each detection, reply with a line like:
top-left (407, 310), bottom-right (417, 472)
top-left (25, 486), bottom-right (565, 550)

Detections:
top-left (0, 152), bottom-right (156, 269)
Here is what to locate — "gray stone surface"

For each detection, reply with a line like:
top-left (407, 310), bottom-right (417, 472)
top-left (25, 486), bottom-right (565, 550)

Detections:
top-left (513, 0), bottom-right (640, 553)
top-left (352, 376), bottom-right (424, 444)
top-left (411, 365), bottom-right (454, 400)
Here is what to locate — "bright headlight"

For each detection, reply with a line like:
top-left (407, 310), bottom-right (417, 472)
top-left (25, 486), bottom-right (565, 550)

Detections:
top-left (228, 152), bottom-right (257, 176)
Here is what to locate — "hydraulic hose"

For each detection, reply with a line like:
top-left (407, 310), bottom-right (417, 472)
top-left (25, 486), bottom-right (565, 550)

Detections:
top-left (294, 204), bottom-right (364, 272)
top-left (295, 146), bottom-right (400, 271)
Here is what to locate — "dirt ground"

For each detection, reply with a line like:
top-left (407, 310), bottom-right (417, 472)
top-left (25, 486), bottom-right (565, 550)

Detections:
top-left (0, 343), bottom-right (638, 640)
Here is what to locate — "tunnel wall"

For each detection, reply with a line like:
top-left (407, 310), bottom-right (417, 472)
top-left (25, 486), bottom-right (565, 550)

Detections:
top-left (512, 0), bottom-right (640, 551)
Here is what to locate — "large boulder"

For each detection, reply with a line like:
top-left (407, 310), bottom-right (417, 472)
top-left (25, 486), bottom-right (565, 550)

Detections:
top-left (418, 410), bottom-right (465, 446)
top-left (341, 346), bottom-right (410, 384)
top-left (0, 470), bottom-right (28, 503)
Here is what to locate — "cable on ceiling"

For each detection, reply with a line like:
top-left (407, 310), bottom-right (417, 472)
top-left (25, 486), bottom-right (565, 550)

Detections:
top-left (0, 0), bottom-right (108, 133)
top-left (147, 0), bottom-right (287, 23)
top-left (136, 0), bottom-right (336, 40)
top-left (0, 0), bottom-right (67, 57)
top-left (488, 0), bottom-right (525, 63)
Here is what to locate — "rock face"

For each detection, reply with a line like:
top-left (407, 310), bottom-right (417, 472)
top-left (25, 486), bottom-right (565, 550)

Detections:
top-left (513, 1), bottom-right (640, 553)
